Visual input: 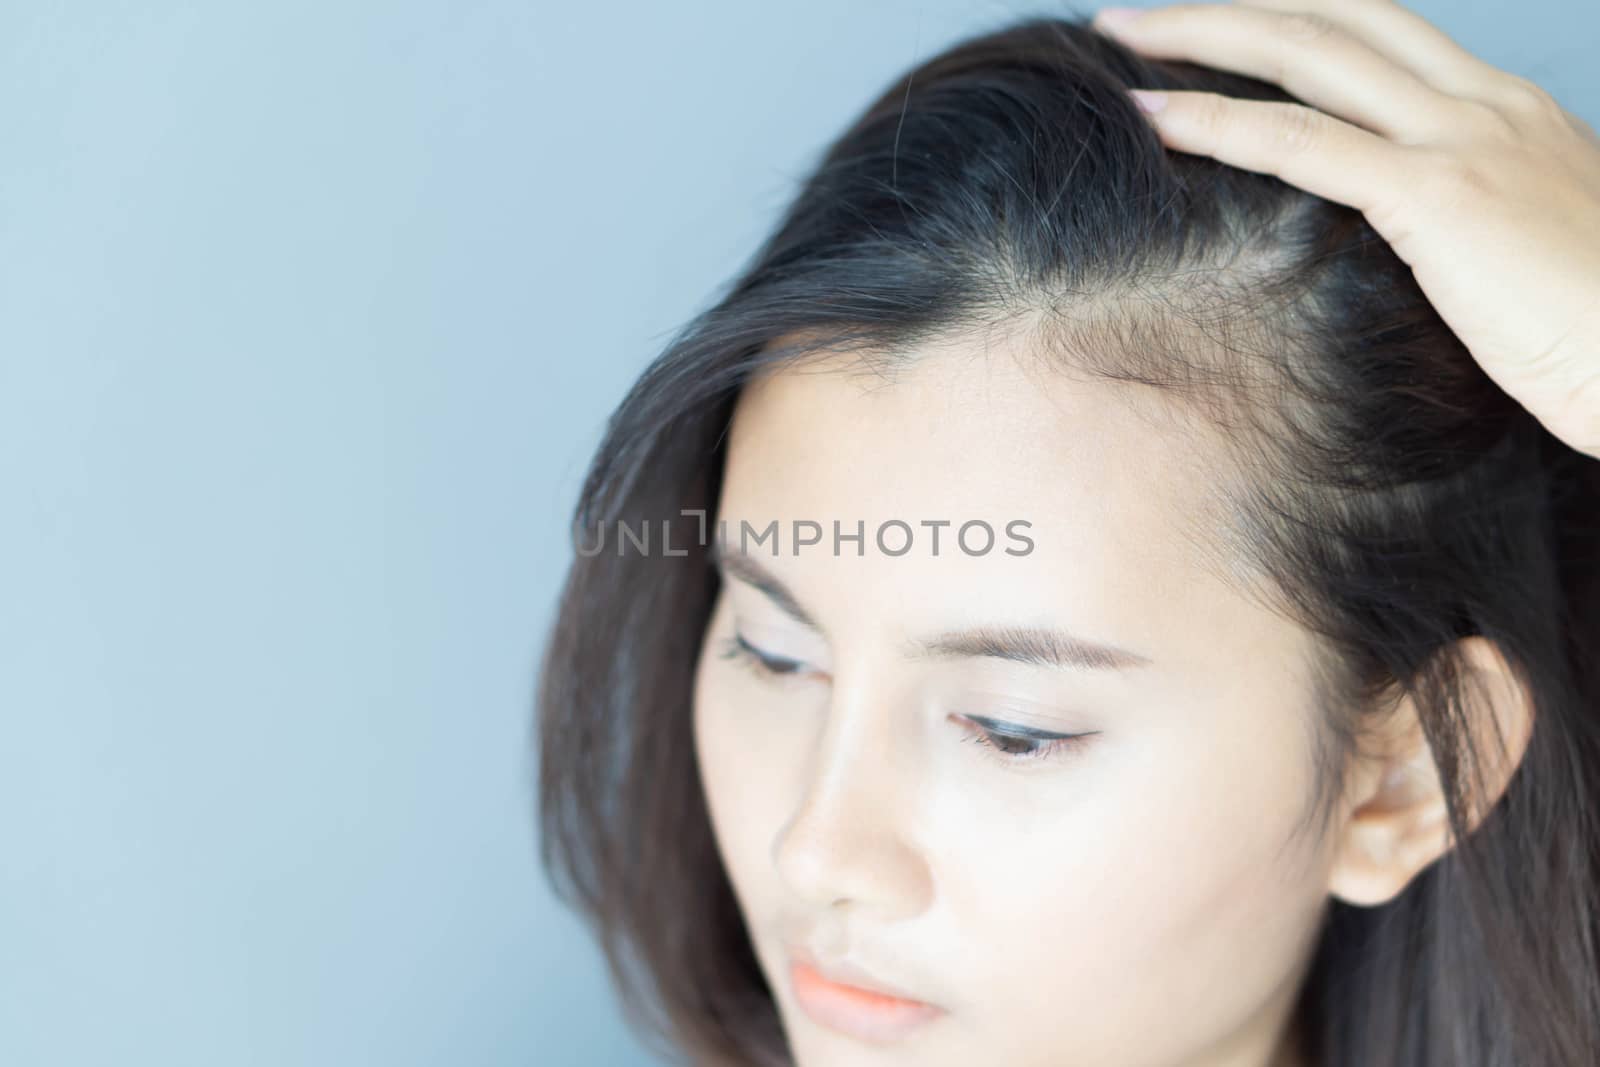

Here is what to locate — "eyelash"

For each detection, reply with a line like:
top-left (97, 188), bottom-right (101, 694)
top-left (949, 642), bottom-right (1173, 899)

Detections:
top-left (716, 632), bottom-right (810, 684)
top-left (714, 632), bottom-right (1095, 766)
top-left (958, 721), bottom-right (1093, 766)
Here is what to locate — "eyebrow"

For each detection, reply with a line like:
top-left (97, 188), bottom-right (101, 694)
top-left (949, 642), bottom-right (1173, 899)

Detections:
top-left (707, 538), bottom-right (823, 630)
top-left (908, 623), bottom-right (1151, 672)
top-left (706, 541), bottom-right (1153, 672)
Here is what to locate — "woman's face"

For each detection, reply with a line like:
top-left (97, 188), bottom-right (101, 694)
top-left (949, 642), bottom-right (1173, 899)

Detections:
top-left (692, 333), bottom-right (1337, 1067)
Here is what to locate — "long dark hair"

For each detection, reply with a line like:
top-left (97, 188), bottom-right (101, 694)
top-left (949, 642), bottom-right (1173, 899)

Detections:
top-left (536, 12), bottom-right (1600, 1066)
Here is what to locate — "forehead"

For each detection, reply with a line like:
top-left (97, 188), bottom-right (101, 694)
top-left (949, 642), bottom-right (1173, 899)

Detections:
top-left (715, 331), bottom-right (1283, 670)
top-left (725, 332), bottom-right (1225, 567)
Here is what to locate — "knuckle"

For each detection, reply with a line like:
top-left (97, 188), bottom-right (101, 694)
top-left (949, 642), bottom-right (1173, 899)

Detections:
top-left (1494, 74), bottom-right (1558, 117)
top-left (1270, 103), bottom-right (1325, 156)
top-left (1278, 12), bottom-right (1341, 45)
top-left (1189, 92), bottom-right (1233, 140)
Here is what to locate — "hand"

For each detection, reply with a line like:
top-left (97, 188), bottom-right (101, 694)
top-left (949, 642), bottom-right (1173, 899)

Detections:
top-left (1092, 0), bottom-right (1600, 460)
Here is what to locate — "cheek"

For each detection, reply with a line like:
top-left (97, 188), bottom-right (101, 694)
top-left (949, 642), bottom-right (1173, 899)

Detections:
top-left (1081, 714), bottom-right (1318, 913)
top-left (691, 650), bottom-right (742, 854)
top-left (692, 646), bottom-right (791, 909)
top-left (936, 706), bottom-right (1328, 1055)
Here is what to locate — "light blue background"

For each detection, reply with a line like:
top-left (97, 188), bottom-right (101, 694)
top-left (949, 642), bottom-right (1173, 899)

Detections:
top-left (2, 2), bottom-right (1594, 1065)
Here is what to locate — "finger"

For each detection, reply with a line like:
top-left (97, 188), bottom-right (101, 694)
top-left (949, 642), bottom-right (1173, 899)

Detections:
top-left (1129, 89), bottom-right (1415, 220)
top-left (1094, 4), bottom-right (1464, 143)
top-left (1228, 0), bottom-right (1516, 104)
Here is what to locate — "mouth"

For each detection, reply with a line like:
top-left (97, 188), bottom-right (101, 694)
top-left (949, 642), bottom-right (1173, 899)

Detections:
top-left (785, 947), bottom-right (946, 1045)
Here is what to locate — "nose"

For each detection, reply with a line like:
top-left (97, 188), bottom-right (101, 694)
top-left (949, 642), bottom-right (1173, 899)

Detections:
top-left (770, 685), bottom-right (934, 921)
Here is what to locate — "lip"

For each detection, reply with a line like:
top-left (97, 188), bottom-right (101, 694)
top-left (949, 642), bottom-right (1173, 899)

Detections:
top-left (785, 944), bottom-right (945, 1045)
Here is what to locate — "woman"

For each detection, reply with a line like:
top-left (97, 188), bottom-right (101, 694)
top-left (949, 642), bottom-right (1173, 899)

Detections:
top-left (537, 4), bottom-right (1600, 1065)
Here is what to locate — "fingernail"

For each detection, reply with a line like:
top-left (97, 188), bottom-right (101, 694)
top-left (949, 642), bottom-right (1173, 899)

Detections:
top-left (1095, 7), bottom-right (1145, 31)
top-left (1128, 89), bottom-right (1168, 114)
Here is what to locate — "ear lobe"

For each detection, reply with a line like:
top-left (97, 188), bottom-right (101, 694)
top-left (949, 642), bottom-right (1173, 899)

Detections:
top-left (1327, 636), bottom-right (1535, 908)
top-left (1327, 706), bottom-right (1454, 907)
top-left (1327, 782), bottom-right (1455, 907)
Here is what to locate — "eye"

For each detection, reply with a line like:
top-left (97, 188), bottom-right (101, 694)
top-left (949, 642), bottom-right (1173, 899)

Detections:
top-left (956, 714), bottom-right (1097, 766)
top-left (716, 631), bottom-right (812, 681)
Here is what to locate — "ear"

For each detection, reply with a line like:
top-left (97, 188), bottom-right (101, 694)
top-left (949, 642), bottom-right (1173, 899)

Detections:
top-left (1327, 636), bottom-right (1536, 907)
